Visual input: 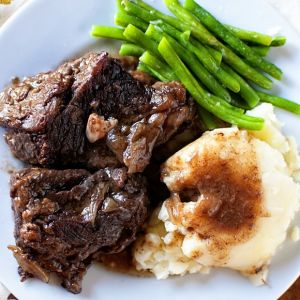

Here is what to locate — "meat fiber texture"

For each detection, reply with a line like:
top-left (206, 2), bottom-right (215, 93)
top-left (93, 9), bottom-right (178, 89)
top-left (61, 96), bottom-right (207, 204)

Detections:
top-left (10, 167), bottom-right (148, 293)
top-left (0, 52), bottom-right (201, 293)
top-left (0, 52), bottom-right (194, 173)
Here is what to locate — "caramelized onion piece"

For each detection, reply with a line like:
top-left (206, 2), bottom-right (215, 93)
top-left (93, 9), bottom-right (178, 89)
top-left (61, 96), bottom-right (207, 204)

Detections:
top-left (81, 182), bottom-right (109, 224)
top-left (8, 245), bottom-right (49, 283)
top-left (102, 197), bottom-right (119, 212)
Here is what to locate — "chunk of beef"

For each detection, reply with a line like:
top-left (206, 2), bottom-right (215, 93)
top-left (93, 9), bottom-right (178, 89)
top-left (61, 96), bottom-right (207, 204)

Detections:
top-left (0, 52), bottom-right (192, 173)
top-left (0, 52), bottom-right (149, 167)
top-left (10, 167), bottom-right (148, 293)
top-left (152, 97), bottom-right (203, 163)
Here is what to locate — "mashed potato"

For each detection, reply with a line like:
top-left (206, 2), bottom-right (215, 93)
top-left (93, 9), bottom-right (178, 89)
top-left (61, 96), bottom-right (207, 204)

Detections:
top-left (133, 104), bottom-right (300, 284)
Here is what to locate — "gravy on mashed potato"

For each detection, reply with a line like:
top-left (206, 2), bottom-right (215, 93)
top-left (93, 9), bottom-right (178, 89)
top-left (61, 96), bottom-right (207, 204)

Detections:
top-left (134, 104), bottom-right (300, 284)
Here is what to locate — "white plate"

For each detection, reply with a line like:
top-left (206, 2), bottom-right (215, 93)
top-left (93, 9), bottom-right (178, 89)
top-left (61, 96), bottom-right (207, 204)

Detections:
top-left (0, 0), bottom-right (300, 299)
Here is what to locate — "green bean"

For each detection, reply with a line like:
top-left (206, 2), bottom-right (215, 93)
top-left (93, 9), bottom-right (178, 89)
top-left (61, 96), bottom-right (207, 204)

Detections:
top-left (137, 62), bottom-right (149, 73)
top-left (229, 93), bottom-right (252, 110)
top-left (222, 64), bottom-right (260, 108)
top-left (119, 43), bottom-right (144, 57)
top-left (181, 30), bottom-right (191, 41)
top-left (198, 107), bottom-right (218, 130)
top-left (203, 45), bottom-right (272, 89)
top-left (127, 0), bottom-right (272, 88)
top-left (91, 0), bottom-right (297, 121)
top-left (191, 43), bottom-right (240, 92)
top-left (146, 26), bottom-right (242, 111)
top-left (155, 21), bottom-right (240, 92)
top-left (140, 51), bottom-right (177, 81)
top-left (205, 46), bottom-right (222, 65)
top-left (146, 24), bottom-right (232, 102)
top-left (256, 91), bottom-right (300, 115)
top-left (205, 92), bottom-right (244, 113)
top-left (225, 24), bottom-right (272, 46)
top-left (137, 62), bottom-right (169, 82)
top-left (123, 0), bottom-right (182, 30)
top-left (123, 24), bottom-right (161, 57)
top-left (180, 29), bottom-right (222, 65)
top-left (123, 0), bottom-right (215, 45)
top-left (183, 0), bottom-right (282, 80)
top-left (271, 36), bottom-right (286, 47)
top-left (91, 25), bottom-right (125, 40)
top-left (114, 10), bottom-right (148, 31)
top-left (250, 46), bottom-right (270, 57)
top-left (158, 37), bottom-right (264, 130)
top-left (116, 0), bottom-right (123, 11)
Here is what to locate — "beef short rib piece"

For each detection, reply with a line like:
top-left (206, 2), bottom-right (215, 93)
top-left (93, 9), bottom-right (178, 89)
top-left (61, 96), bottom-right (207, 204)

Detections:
top-left (0, 52), bottom-right (192, 173)
top-left (10, 167), bottom-right (148, 293)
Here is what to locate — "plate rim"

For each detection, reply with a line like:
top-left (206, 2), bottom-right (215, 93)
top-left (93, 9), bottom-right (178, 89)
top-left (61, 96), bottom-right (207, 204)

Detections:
top-left (0, 0), bottom-right (299, 299)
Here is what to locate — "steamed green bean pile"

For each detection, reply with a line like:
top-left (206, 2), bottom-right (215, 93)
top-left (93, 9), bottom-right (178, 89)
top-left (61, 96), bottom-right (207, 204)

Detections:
top-left (91, 0), bottom-right (300, 130)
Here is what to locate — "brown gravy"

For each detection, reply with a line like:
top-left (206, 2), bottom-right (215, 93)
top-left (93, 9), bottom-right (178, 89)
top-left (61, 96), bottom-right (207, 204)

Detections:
top-left (94, 246), bottom-right (151, 277)
top-left (163, 130), bottom-right (265, 261)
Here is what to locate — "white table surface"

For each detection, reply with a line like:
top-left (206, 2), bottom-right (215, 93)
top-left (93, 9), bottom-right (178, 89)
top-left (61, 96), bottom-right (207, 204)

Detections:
top-left (0, 0), bottom-right (299, 299)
